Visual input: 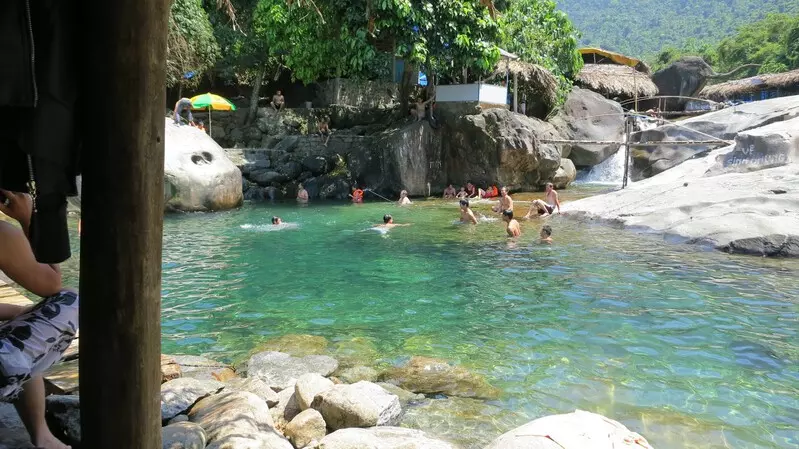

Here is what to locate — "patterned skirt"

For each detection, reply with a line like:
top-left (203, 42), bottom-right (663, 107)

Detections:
top-left (0, 291), bottom-right (79, 400)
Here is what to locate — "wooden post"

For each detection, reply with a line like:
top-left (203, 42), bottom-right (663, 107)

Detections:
top-left (79, 0), bottom-right (169, 447)
top-left (622, 116), bottom-right (632, 189)
top-left (513, 72), bottom-right (518, 113)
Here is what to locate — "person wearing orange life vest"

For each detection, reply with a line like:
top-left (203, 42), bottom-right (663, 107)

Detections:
top-left (350, 187), bottom-right (364, 203)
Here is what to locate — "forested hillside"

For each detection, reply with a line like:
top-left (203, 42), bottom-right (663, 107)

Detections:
top-left (556, 0), bottom-right (799, 58)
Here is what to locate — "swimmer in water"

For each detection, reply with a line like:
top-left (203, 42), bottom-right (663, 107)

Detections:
top-left (492, 186), bottom-right (513, 213)
top-left (503, 209), bottom-right (521, 237)
top-left (459, 199), bottom-right (478, 224)
top-left (272, 216), bottom-right (282, 225)
top-left (377, 214), bottom-right (410, 229)
top-left (539, 225), bottom-right (553, 244)
top-left (398, 190), bottom-right (412, 205)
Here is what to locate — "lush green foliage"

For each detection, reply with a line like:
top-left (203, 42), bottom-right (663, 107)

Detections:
top-left (166, 0), bottom-right (221, 88)
top-left (651, 14), bottom-right (799, 77)
top-left (556, 0), bottom-right (799, 58)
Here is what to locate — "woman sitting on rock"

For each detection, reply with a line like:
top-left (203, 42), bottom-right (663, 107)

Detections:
top-left (0, 190), bottom-right (78, 449)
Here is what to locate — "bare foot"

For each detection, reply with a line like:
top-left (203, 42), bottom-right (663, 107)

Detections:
top-left (34, 430), bottom-right (71, 449)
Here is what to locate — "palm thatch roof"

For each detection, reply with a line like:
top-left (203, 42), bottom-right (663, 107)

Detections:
top-left (579, 48), bottom-right (651, 74)
top-left (701, 69), bottom-right (799, 101)
top-left (493, 60), bottom-right (559, 113)
top-left (575, 64), bottom-right (658, 99)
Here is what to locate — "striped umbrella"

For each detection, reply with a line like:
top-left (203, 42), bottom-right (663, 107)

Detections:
top-left (189, 93), bottom-right (236, 134)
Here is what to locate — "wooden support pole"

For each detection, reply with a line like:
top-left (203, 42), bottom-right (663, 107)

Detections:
top-left (513, 72), bottom-right (518, 113)
top-left (79, 0), bottom-right (169, 447)
top-left (622, 116), bottom-right (632, 189)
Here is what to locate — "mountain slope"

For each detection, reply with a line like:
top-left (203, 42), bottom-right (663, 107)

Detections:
top-left (556, 0), bottom-right (799, 58)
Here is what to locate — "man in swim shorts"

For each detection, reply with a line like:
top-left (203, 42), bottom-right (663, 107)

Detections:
top-left (456, 187), bottom-right (468, 200)
top-left (378, 214), bottom-right (410, 229)
top-left (492, 187), bottom-right (513, 213)
top-left (460, 199), bottom-right (478, 224)
top-left (443, 184), bottom-right (457, 199)
top-left (503, 209), bottom-right (521, 237)
top-left (540, 225), bottom-right (553, 244)
top-left (526, 182), bottom-right (561, 218)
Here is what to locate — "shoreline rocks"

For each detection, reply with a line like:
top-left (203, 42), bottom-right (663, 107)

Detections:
top-left (311, 381), bottom-right (402, 430)
top-left (247, 351), bottom-right (339, 391)
top-left (379, 356), bottom-right (501, 400)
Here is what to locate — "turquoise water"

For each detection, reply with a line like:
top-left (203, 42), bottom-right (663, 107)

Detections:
top-left (67, 198), bottom-right (797, 448)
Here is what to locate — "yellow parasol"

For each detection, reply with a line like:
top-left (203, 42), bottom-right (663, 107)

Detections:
top-left (189, 93), bottom-right (236, 134)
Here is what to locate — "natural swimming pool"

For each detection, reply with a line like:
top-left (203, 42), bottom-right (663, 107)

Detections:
top-left (65, 197), bottom-right (798, 448)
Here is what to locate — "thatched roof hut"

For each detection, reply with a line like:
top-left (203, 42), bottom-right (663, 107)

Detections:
top-left (575, 64), bottom-right (658, 100)
top-left (700, 69), bottom-right (799, 101)
top-left (493, 60), bottom-right (559, 118)
top-left (579, 48), bottom-right (651, 75)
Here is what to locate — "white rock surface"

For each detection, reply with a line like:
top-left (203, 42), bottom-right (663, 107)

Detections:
top-left (165, 119), bottom-right (243, 212)
top-left (226, 377), bottom-right (280, 408)
top-left (270, 387), bottom-right (302, 430)
top-left (285, 409), bottom-right (327, 448)
top-left (319, 427), bottom-right (460, 449)
top-left (248, 351), bottom-right (339, 391)
top-left (161, 378), bottom-right (224, 421)
top-left (484, 410), bottom-right (653, 449)
top-left (311, 381), bottom-right (402, 430)
top-left (565, 140), bottom-right (799, 256)
top-left (295, 373), bottom-right (334, 410)
top-left (162, 421), bottom-right (207, 449)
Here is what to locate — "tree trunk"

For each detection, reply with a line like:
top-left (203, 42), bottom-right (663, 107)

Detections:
top-left (247, 67), bottom-right (266, 125)
top-left (398, 60), bottom-right (416, 117)
top-left (79, 0), bottom-right (169, 447)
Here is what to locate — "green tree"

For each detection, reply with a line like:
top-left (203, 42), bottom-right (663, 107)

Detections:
top-left (716, 13), bottom-right (799, 74)
top-left (167, 0), bottom-right (221, 92)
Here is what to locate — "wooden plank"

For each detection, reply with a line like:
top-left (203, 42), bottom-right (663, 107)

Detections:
top-left (0, 279), bottom-right (33, 307)
top-left (78, 0), bottom-right (169, 446)
top-left (44, 359), bottom-right (80, 396)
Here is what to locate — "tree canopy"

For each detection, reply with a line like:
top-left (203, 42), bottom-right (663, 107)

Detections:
top-left (166, 0), bottom-right (220, 89)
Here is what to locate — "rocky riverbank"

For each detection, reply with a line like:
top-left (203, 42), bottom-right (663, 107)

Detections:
top-left (21, 334), bottom-right (655, 449)
top-left (565, 96), bottom-right (799, 257)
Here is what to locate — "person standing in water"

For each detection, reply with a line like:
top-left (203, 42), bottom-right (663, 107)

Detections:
top-left (350, 187), bottom-right (364, 203)
top-left (503, 209), bottom-right (521, 237)
top-left (459, 199), bottom-right (478, 224)
top-left (492, 187), bottom-right (513, 213)
top-left (398, 190), bottom-right (412, 205)
top-left (539, 225), bottom-right (553, 244)
top-left (296, 184), bottom-right (309, 204)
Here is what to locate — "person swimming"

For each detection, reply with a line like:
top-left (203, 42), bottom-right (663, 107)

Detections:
top-left (272, 216), bottom-right (282, 225)
top-left (377, 214), bottom-right (410, 229)
top-left (539, 225), bottom-right (553, 243)
top-left (398, 190), bottom-right (412, 205)
top-left (459, 199), bottom-right (478, 224)
top-left (503, 209), bottom-right (521, 237)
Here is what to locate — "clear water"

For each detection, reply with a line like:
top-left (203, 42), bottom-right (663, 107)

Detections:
top-left (62, 198), bottom-right (798, 449)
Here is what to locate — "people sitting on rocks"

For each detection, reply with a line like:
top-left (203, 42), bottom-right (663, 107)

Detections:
top-left (492, 187), bottom-right (513, 214)
top-left (459, 199), bottom-right (478, 224)
top-left (398, 190), bottom-right (412, 205)
top-left (350, 187), bottom-right (364, 203)
top-left (456, 187), bottom-right (469, 199)
top-left (466, 182), bottom-right (478, 198)
top-left (412, 97), bottom-right (434, 122)
top-left (173, 97), bottom-right (194, 125)
top-left (443, 184), bottom-right (457, 199)
top-left (271, 90), bottom-right (285, 112)
top-left (503, 209), bottom-right (521, 237)
top-left (525, 183), bottom-right (560, 218)
top-left (272, 216), bottom-right (282, 225)
top-left (0, 189), bottom-right (78, 449)
top-left (296, 184), bottom-right (309, 204)
top-left (540, 225), bottom-right (553, 244)
top-left (482, 185), bottom-right (499, 198)
top-left (317, 117), bottom-right (331, 147)
top-left (196, 121), bottom-right (206, 132)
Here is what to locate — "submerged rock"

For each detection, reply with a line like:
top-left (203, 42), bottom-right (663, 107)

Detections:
top-left (376, 382), bottom-right (426, 407)
top-left (254, 334), bottom-right (330, 357)
top-left (311, 381), bottom-right (402, 430)
top-left (319, 426), bottom-right (460, 449)
top-left (331, 337), bottom-right (381, 368)
top-left (336, 366), bottom-right (379, 384)
top-left (484, 410), bottom-right (653, 449)
top-left (161, 378), bottom-right (225, 421)
top-left (162, 421), bottom-right (207, 449)
top-left (189, 390), bottom-right (292, 449)
top-left (285, 409), bottom-right (327, 448)
top-left (379, 356), bottom-right (501, 400)
top-left (164, 119), bottom-right (243, 212)
top-left (247, 351), bottom-right (338, 391)
top-left (400, 397), bottom-right (527, 449)
top-left (550, 87), bottom-right (625, 167)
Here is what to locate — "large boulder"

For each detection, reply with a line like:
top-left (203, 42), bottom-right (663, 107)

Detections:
top-left (632, 95), bottom-right (799, 179)
top-left (708, 115), bottom-right (799, 175)
top-left (162, 421), bottom-right (207, 449)
top-left (188, 391), bottom-right (292, 449)
top-left (400, 397), bottom-right (526, 449)
top-left (551, 159), bottom-right (577, 189)
top-left (443, 109), bottom-right (562, 190)
top-left (164, 119), bottom-right (243, 211)
top-left (484, 410), bottom-right (653, 449)
top-left (161, 378), bottom-right (224, 421)
top-left (319, 427), bottom-right (460, 449)
top-left (651, 57), bottom-right (717, 112)
top-left (44, 395), bottom-right (81, 446)
top-left (225, 377), bottom-right (280, 408)
top-left (550, 87), bottom-right (625, 167)
top-left (295, 373), bottom-right (335, 410)
top-left (247, 351), bottom-right (339, 391)
top-left (0, 403), bottom-right (34, 449)
top-left (270, 387), bottom-right (302, 430)
top-left (378, 356), bottom-right (500, 400)
top-left (310, 381), bottom-right (402, 430)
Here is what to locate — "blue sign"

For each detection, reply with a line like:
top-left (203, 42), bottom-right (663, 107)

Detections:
top-left (418, 72), bottom-right (428, 86)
